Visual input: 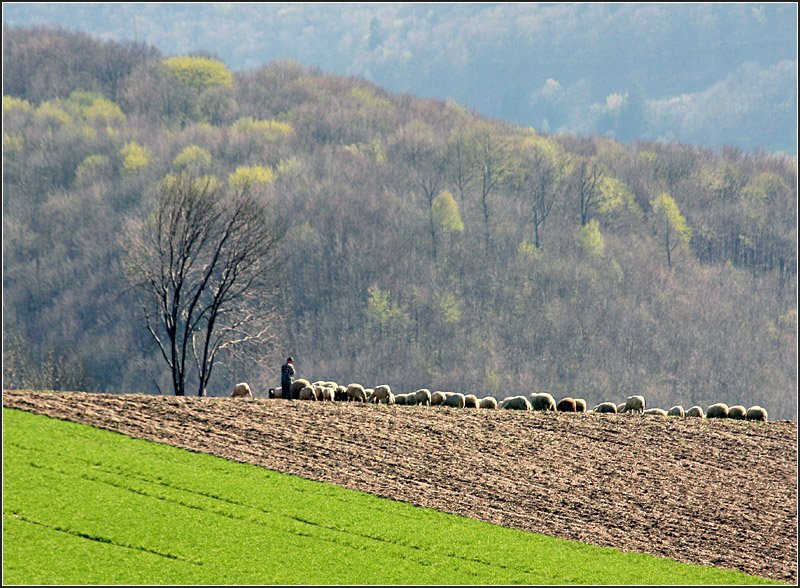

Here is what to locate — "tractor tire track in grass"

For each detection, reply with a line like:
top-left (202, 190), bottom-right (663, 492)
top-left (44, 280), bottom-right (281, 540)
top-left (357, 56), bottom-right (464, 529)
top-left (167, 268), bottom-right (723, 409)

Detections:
top-left (3, 390), bottom-right (797, 583)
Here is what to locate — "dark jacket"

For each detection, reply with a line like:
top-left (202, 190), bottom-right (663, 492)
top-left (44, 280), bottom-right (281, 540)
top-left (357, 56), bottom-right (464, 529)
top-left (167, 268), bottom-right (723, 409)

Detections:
top-left (281, 362), bottom-right (295, 386)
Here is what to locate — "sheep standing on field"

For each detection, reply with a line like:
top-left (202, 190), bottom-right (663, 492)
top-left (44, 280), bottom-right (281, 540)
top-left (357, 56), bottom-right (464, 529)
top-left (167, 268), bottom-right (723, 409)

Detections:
top-left (620, 395), bottom-right (646, 414)
top-left (369, 385), bottom-right (395, 404)
top-left (530, 392), bottom-right (556, 411)
top-left (464, 394), bottom-right (479, 408)
top-left (414, 389), bottom-right (432, 406)
top-left (346, 384), bottom-right (367, 402)
top-left (431, 391), bottom-right (447, 406)
top-left (299, 386), bottom-right (316, 400)
top-left (500, 396), bottom-right (532, 410)
top-left (746, 406), bottom-right (768, 422)
top-left (441, 392), bottom-right (466, 408)
top-left (290, 378), bottom-right (311, 400)
top-left (557, 397), bottom-right (577, 412)
top-left (706, 403), bottom-right (730, 419)
top-left (574, 399), bottom-right (587, 413)
top-left (667, 405), bottom-right (685, 418)
top-left (643, 408), bottom-right (668, 417)
top-left (394, 392), bottom-right (416, 406)
top-left (593, 402), bottom-right (617, 414)
top-left (334, 385), bottom-right (348, 402)
top-left (316, 385), bottom-right (335, 402)
top-left (231, 382), bottom-right (253, 398)
top-left (728, 405), bottom-right (747, 420)
top-left (686, 405), bottom-right (705, 418)
top-left (479, 397), bottom-right (498, 409)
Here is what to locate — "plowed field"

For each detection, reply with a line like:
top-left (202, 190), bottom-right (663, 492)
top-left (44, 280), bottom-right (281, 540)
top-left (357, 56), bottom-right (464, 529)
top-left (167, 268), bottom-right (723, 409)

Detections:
top-left (3, 390), bottom-right (797, 583)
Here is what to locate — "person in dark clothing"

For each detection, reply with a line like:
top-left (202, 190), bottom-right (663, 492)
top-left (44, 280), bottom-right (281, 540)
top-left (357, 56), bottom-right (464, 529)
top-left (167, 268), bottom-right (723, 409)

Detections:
top-left (281, 357), bottom-right (295, 400)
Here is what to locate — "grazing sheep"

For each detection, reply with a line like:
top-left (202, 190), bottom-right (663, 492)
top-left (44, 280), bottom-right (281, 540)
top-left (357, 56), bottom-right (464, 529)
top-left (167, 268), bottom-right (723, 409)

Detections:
top-left (394, 392), bottom-right (417, 406)
top-left (620, 395), bottom-right (646, 414)
top-left (479, 396), bottom-right (498, 409)
top-left (369, 385), bottom-right (395, 404)
top-left (593, 402), bottom-right (618, 414)
top-left (728, 405), bottom-right (747, 420)
top-left (643, 408), bottom-right (668, 417)
top-left (745, 406), bottom-right (768, 422)
top-left (334, 385), bottom-right (348, 402)
top-left (616, 403), bottom-right (626, 413)
top-left (317, 386), bottom-right (335, 402)
top-left (431, 391), bottom-right (448, 406)
top-left (500, 395), bottom-right (532, 410)
top-left (530, 392), bottom-right (556, 411)
top-left (686, 405), bottom-right (705, 418)
top-left (574, 398), bottom-right (587, 413)
top-left (290, 378), bottom-right (311, 399)
top-left (463, 394), bottom-right (479, 408)
top-left (667, 405), bottom-right (685, 418)
top-left (299, 386), bottom-right (316, 401)
top-left (556, 397), bottom-right (577, 412)
top-left (706, 403), bottom-right (730, 419)
top-left (231, 382), bottom-right (253, 398)
top-left (346, 384), bottom-right (367, 402)
top-left (414, 389), bottom-right (432, 406)
top-left (441, 392), bottom-right (466, 408)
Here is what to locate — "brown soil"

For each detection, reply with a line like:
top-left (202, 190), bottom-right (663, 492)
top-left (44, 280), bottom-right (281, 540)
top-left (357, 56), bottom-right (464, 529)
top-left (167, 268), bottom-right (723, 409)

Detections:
top-left (3, 390), bottom-right (797, 583)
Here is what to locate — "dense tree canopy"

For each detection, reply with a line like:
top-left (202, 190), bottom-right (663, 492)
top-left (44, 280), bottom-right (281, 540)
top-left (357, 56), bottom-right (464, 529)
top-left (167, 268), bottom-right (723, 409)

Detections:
top-left (2, 27), bottom-right (797, 419)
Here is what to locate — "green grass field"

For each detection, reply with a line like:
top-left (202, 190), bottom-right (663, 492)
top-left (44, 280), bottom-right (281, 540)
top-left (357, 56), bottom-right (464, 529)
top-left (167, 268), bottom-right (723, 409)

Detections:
top-left (2, 407), bottom-right (782, 585)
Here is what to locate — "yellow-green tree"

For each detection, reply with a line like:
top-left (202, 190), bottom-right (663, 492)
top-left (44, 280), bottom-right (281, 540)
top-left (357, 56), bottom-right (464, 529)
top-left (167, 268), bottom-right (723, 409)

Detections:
top-left (162, 56), bottom-right (234, 124)
top-left (579, 219), bottom-right (605, 256)
top-left (431, 190), bottom-right (464, 234)
top-left (651, 192), bottom-right (691, 268)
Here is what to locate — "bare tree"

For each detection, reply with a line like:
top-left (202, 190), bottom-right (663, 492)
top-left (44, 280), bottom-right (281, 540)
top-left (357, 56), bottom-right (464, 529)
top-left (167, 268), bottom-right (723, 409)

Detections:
top-left (517, 147), bottom-right (567, 249)
top-left (575, 158), bottom-right (602, 227)
top-left (124, 173), bottom-right (284, 396)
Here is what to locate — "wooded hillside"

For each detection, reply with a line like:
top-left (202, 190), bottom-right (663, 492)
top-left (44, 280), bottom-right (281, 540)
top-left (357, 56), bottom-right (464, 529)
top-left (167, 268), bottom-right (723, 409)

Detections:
top-left (3, 27), bottom-right (797, 418)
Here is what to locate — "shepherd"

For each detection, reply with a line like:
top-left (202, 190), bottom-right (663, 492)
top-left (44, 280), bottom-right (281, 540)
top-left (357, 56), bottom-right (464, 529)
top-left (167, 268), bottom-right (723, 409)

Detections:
top-left (281, 356), bottom-right (295, 400)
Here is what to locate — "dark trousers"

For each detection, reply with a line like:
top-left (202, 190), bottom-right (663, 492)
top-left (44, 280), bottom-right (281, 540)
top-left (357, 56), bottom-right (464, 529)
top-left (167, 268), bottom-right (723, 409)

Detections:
top-left (282, 381), bottom-right (292, 400)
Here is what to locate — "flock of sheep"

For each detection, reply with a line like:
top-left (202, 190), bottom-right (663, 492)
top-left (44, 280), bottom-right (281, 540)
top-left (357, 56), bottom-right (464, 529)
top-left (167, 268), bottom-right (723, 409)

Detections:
top-left (231, 381), bottom-right (769, 422)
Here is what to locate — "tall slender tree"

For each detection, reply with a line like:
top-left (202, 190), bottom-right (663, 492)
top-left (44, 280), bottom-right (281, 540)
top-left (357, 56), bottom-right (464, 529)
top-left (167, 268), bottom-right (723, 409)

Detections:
top-left (123, 173), bottom-right (284, 396)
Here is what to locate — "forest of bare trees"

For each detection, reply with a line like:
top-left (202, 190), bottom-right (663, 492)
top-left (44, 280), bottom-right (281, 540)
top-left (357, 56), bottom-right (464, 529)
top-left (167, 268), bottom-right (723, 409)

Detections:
top-left (3, 27), bottom-right (797, 419)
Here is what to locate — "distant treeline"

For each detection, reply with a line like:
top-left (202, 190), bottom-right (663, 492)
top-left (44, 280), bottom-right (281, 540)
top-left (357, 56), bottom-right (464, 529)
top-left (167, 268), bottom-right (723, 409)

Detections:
top-left (3, 3), bottom-right (797, 153)
top-left (2, 26), bottom-right (797, 419)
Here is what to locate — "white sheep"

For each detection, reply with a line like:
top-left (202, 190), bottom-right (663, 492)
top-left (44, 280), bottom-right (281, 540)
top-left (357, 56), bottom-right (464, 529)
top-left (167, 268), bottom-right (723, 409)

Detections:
top-left (479, 396), bottom-right (498, 409)
top-left (530, 392), bottom-right (556, 411)
top-left (231, 382), bottom-right (253, 398)
top-left (728, 405), bottom-right (747, 420)
top-left (574, 398), bottom-right (587, 413)
top-left (706, 403), bottom-right (730, 419)
top-left (745, 406), bottom-right (768, 422)
top-left (441, 392), bottom-right (466, 408)
top-left (414, 389), bottom-right (432, 406)
top-left (463, 394), bottom-right (479, 408)
top-left (686, 405), bottom-right (705, 418)
top-left (500, 395), bottom-right (532, 410)
top-left (394, 392), bottom-right (416, 406)
top-left (667, 405), bottom-right (685, 418)
top-left (431, 391), bottom-right (448, 406)
top-left (290, 378), bottom-right (311, 399)
top-left (315, 385), bottom-right (334, 402)
top-left (346, 383), bottom-right (367, 402)
top-left (369, 385), bottom-right (394, 404)
top-left (334, 385), bottom-right (348, 402)
top-left (593, 402), bottom-right (618, 414)
top-left (620, 395), bottom-right (646, 414)
top-left (299, 386), bottom-right (316, 400)
top-left (643, 408), bottom-right (668, 417)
